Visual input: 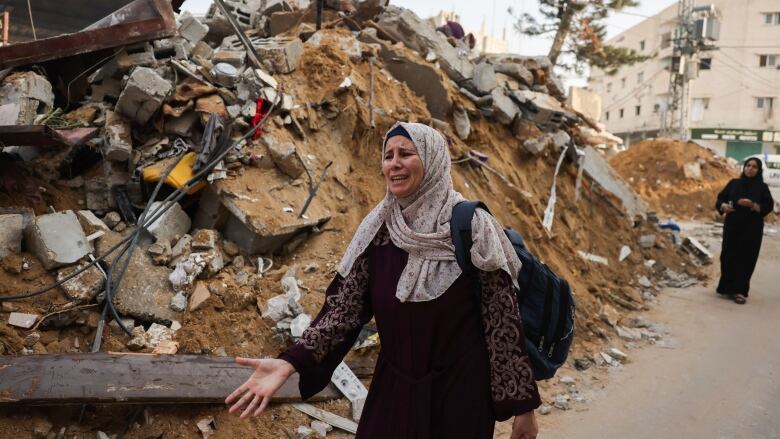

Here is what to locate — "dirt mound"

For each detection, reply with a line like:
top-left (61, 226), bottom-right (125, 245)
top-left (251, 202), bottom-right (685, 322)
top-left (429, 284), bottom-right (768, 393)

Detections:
top-left (609, 139), bottom-right (737, 220)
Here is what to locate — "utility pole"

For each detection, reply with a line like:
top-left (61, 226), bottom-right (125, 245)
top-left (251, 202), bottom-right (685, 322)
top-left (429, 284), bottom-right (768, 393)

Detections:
top-left (662, 1), bottom-right (719, 140)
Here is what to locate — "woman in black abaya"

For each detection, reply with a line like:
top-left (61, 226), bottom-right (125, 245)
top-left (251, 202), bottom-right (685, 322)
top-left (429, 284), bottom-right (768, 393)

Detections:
top-left (715, 157), bottom-right (774, 304)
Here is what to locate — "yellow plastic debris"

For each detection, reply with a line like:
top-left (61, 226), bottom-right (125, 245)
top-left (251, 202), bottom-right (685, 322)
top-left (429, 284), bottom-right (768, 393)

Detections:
top-left (142, 152), bottom-right (208, 194)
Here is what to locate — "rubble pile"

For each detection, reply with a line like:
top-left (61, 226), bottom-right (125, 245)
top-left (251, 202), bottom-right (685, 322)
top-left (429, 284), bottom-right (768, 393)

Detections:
top-left (610, 139), bottom-right (737, 220)
top-left (0, 0), bottom-right (703, 435)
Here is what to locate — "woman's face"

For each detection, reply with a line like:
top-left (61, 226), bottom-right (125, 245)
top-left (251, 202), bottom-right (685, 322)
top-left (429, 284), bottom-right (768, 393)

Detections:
top-left (382, 135), bottom-right (424, 198)
top-left (744, 160), bottom-right (760, 178)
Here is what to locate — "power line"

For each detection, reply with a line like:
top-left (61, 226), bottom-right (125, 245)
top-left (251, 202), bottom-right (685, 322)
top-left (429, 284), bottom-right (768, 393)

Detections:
top-left (715, 50), bottom-right (779, 90)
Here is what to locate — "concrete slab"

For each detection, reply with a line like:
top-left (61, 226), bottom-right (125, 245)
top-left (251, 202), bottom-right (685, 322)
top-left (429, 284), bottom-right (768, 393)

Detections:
top-left (145, 201), bottom-right (192, 245)
top-left (582, 146), bottom-right (648, 219)
top-left (116, 67), bottom-right (172, 125)
top-left (25, 211), bottom-right (92, 270)
top-left (57, 262), bottom-right (104, 304)
top-left (0, 214), bottom-right (24, 258)
top-left (104, 111), bottom-right (133, 162)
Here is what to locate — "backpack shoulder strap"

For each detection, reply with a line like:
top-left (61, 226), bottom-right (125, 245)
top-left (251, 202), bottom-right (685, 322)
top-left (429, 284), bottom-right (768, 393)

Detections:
top-left (451, 200), bottom-right (490, 276)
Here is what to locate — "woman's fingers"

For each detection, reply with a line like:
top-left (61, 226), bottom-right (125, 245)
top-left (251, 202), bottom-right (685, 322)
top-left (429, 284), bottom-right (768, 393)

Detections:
top-left (255, 395), bottom-right (271, 417)
top-left (235, 357), bottom-right (259, 367)
top-left (229, 388), bottom-right (256, 415)
top-left (225, 383), bottom-right (247, 405)
top-left (240, 394), bottom-right (261, 419)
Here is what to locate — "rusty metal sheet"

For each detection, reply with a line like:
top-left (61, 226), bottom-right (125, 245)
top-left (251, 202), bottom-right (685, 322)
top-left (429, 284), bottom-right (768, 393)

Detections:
top-left (0, 125), bottom-right (98, 148)
top-left (0, 352), bottom-right (341, 406)
top-left (0, 0), bottom-right (175, 69)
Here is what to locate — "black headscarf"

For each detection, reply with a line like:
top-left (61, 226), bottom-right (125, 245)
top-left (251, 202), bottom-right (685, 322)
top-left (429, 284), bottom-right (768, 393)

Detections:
top-left (735, 157), bottom-right (765, 202)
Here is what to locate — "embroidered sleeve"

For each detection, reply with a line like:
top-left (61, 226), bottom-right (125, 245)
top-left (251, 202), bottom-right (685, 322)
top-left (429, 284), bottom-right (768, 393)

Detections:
top-left (478, 268), bottom-right (541, 420)
top-left (278, 250), bottom-right (372, 400)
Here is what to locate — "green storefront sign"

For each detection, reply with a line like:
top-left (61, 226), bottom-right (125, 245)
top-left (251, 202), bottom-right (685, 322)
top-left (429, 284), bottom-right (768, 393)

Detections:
top-left (690, 128), bottom-right (780, 142)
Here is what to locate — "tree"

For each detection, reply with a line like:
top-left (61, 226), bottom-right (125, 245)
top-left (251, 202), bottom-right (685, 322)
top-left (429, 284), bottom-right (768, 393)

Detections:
top-left (510, 0), bottom-right (651, 75)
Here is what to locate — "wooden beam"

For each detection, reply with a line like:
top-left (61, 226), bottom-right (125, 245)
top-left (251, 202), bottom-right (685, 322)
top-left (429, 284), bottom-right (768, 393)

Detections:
top-left (0, 352), bottom-right (340, 406)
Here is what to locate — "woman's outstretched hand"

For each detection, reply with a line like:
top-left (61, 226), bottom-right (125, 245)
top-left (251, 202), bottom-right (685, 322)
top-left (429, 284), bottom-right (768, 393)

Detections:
top-left (225, 357), bottom-right (296, 419)
top-left (511, 411), bottom-right (539, 439)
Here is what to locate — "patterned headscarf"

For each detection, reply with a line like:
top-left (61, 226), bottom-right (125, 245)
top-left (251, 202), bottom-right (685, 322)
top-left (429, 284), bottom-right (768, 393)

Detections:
top-left (338, 121), bottom-right (521, 302)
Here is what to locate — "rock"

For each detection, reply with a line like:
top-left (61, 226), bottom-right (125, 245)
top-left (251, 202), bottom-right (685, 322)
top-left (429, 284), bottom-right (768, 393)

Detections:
top-left (57, 261), bottom-right (105, 303)
top-left (638, 276), bottom-right (653, 288)
top-left (615, 325), bottom-right (642, 341)
top-left (32, 417), bottom-right (53, 438)
top-left (522, 135), bottom-right (552, 155)
top-left (638, 234), bottom-right (656, 249)
top-left (599, 352), bottom-right (615, 366)
top-left (196, 417), bottom-right (216, 439)
top-left (189, 281), bottom-right (211, 311)
top-left (0, 214), bottom-right (24, 258)
top-left (103, 212), bottom-right (122, 229)
top-left (148, 241), bottom-right (172, 265)
top-left (222, 240), bottom-right (240, 257)
top-left (573, 357), bottom-right (592, 371)
top-left (25, 211), bottom-right (91, 270)
top-left (290, 313), bottom-right (312, 338)
top-left (23, 332), bottom-right (41, 348)
top-left (116, 67), bottom-right (172, 125)
top-left (452, 105), bottom-right (470, 140)
top-left (472, 62), bottom-right (497, 96)
top-left (145, 201), bottom-right (192, 245)
top-left (683, 161), bottom-right (702, 179)
top-left (493, 63), bottom-right (534, 86)
top-left (618, 245), bottom-right (632, 262)
top-left (170, 320), bottom-right (182, 331)
top-left (551, 130), bottom-right (571, 149)
top-left (127, 327), bottom-right (147, 351)
top-left (145, 323), bottom-right (174, 348)
top-left (266, 141), bottom-right (304, 179)
top-left (109, 318), bottom-right (135, 333)
top-left (552, 394), bottom-right (570, 410)
top-left (302, 263), bottom-right (318, 273)
top-left (192, 229), bottom-right (220, 251)
top-left (538, 404), bottom-right (552, 415)
top-left (179, 11), bottom-right (210, 44)
top-left (599, 303), bottom-right (619, 327)
top-left (509, 89), bottom-right (569, 130)
top-left (490, 87), bottom-right (518, 125)
top-left (171, 234), bottom-right (193, 265)
top-left (310, 420), bottom-right (332, 437)
top-left (559, 376), bottom-right (575, 385)
top-left (104, 111), bottom-right (133, 161)
top-left (626, 316), bottom-right (651, 328)
top-left (198, 249), bottom-right (225, 278)
top-left (152, 339), bottom-right (179, 354)
top-left (169, 253), bottom-right (207, 292)
top-left (170, 291), bottom-right (188, 312)
top-left (76, 211), bottom-right (110, 235)
top-left (297, 425), bottom-right (314, 438)
top-left (609, 347), bottom-right (628, 362)
top-left (96, 431), bottom-right (109, 439)
top-left (251, 37), bottom-right (304, 74)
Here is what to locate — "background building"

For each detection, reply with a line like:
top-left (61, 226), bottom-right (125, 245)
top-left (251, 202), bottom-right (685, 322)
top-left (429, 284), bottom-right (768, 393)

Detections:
top-left (587, 0), bottom-right (780, 160)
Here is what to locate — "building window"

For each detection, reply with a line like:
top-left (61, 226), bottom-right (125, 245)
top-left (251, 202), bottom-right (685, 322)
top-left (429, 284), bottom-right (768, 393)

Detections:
top-left (621, 77), bottom-right (626, 88)
top-left (605, 111), bottom-right (610, 121)
top-left (637, 72), bottom-right (644, 83)
top-left (653, 103), bottom-right (661, 113)
top-left (635, 105), bottom-right (641, 116)
top-left (607, 82), bottom-right (612, 93)
top-left (699, 58), bottom-right (712, 69)
top-left (692, 98), bottom-right (710, 121)
top-left (759, 54), bottom-right (777, 67)
top-left (661, 32), bottom-right (672, 49)
top-left (640, 40), bottom-right (646, 50)
top-left (619, 108), bottom-right (624, 118)
top-left (764, 12), bottom-right (780, 25)
top-left (757, 97), bottom-right (774, 109)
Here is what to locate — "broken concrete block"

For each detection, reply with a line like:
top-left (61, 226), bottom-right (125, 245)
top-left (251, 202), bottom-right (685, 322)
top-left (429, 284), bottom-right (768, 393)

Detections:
top-left (0, 214), bottom-right (24, 258)
top-left (494, 63), bottom-right (534, 86)
top-left (148, 241), bottom-right (172, 266)
top-left (522, 135), bottom-right (552, 155)
top-left (638, 234), bottom-right (656, 249)
top-left (8, 312), bottom-right (39, 329)
top-left (170, 291), bottom-right (188, 312)
top-left (170, 234), bottom-right (194, 266)
top-left (25, 211), bottom-right (92, 270)
top-left (252, 37), bottom-right (303, 74)
top-left (472, 62), bottom-right (498, 96)
top-left (127, 326), bottom-right (147, 351)
top-left (290, 313), bottom-right (312, 338)
top-left (116, 48), bottom-right (157, 71)
top-left (452, 106), bottom-right (470, 140)
top-left (0, 71), bottom-right (54, 125)
top-left (116, 67), bottom-right (172, 125)
top-left (145, 201), bottom-right (192, 245)
top-left (265, 141), bottom-right (304, 179)
top-left (104, 111), bottom-right (133, 162)
top-left (683, 236), bottom-right (712, 263)
top-left (165, 111), bottom-right (199, 137)
top-left (179, 11), bottom-right (210, 45)
top-left (145, 323), bottom-right (174, 348)
top-left (551, 130), bottom-right (571, 150)
top-left (192, 41), bottom-right (215, 60)
top-left (192, 229), bottom-right (220, 251)
top-left (76, 211), bottom-right (110, 236)
top-left (212, 50), bottom-right (246, 68)
top-left (189, 281), bottom-right (211, 311)
top-left (57, 262), bottom-right (105, 304)
top-left (103, 212), bottom-right (122, 229)
top-left (581, 146), bottom-right (648, 219)
top-left (510, 89), bottom-right (570, 130)
top-left (490, 88), bottom-right (518, 125)
top-left (310, 420), bottom-right (332, 437)
top-left (152, 339), bottom-right (179, 355)
top-left (683, 162), bottom-right (703, 180)
top-left (198, 249), bottom-right (225, 278)
top-left (169, 252), bottom-right (207, 292)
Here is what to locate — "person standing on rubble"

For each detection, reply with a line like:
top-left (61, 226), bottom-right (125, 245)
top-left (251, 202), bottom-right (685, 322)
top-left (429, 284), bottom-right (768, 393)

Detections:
top-left (226, 122), bottom-right (541, 438)
top-left (715, 157), bottom-right (774, 304)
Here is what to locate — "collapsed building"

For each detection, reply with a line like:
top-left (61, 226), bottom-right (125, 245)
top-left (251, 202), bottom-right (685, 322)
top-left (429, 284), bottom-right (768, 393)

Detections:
top-left (0, 0), bottom-right (707, 436)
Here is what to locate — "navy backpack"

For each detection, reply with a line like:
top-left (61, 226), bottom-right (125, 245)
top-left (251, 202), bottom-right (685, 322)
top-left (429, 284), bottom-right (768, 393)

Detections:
top-left (451, 201), bottom-right (575, 380)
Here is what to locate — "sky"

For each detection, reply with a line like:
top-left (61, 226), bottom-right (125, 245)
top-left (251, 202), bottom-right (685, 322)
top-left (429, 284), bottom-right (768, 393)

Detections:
top-left (181, 0), bottom-right (679, 86)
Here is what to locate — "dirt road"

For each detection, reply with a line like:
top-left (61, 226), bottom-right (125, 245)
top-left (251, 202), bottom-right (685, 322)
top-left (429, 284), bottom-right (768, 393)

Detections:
top-left (528, 229), bottom-right (780, 439)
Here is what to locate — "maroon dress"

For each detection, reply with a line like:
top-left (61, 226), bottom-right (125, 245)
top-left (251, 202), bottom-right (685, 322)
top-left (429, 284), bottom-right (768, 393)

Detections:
top-left (279, 226), bottom-right (541, 438)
